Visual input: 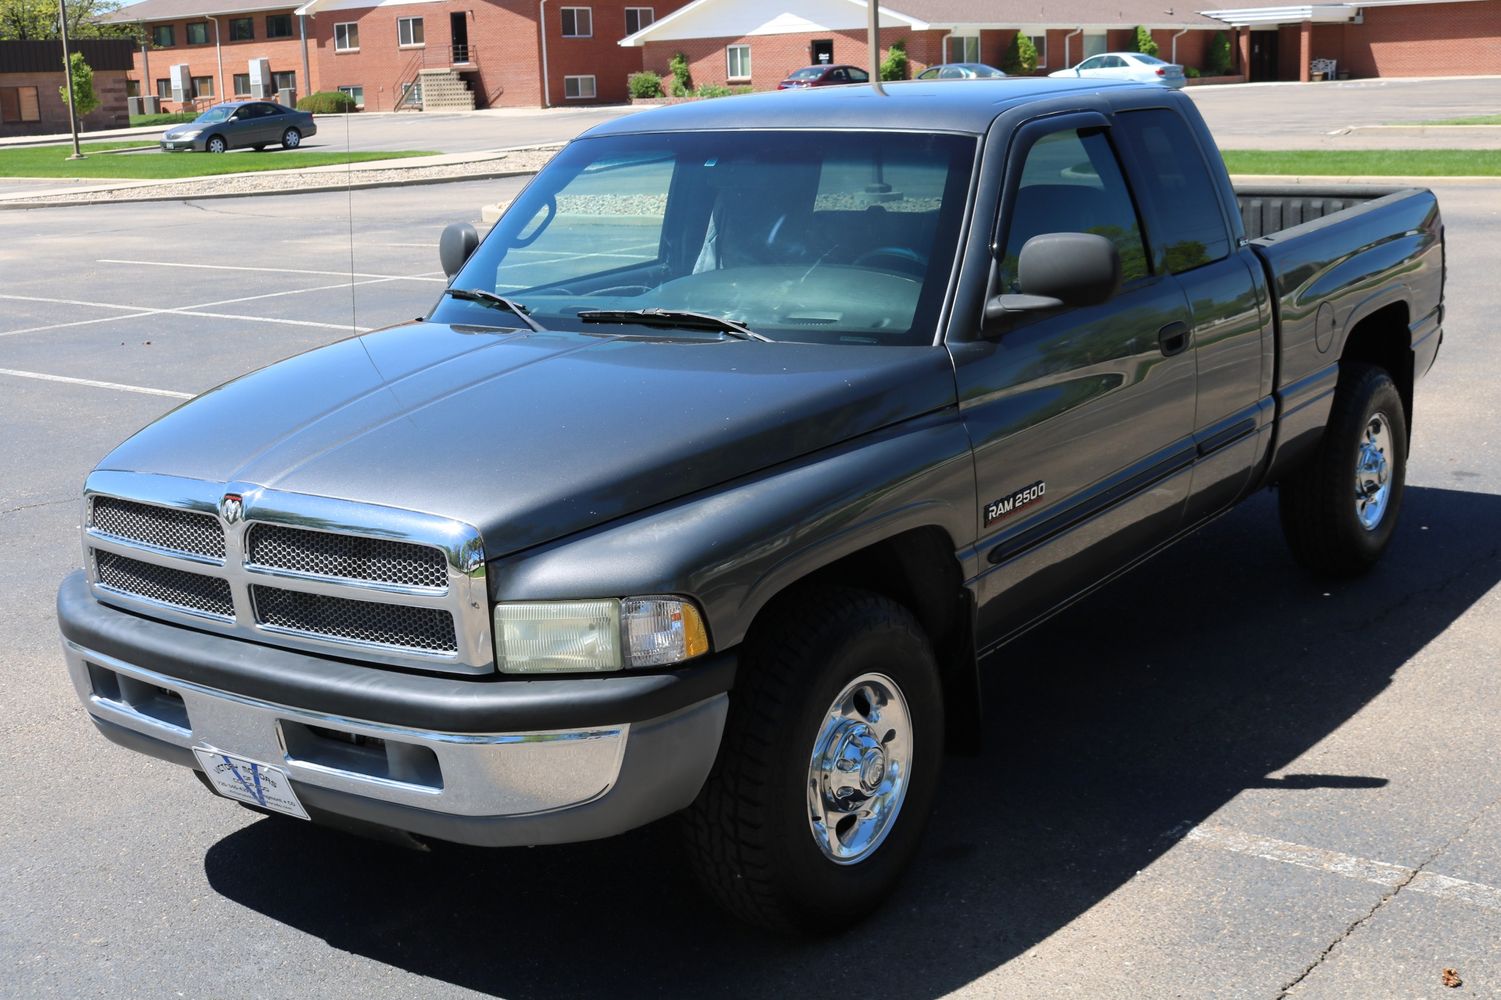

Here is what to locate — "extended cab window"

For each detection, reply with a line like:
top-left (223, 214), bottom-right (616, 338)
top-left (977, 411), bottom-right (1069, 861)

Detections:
top-left (999, 128), bottom-right (1148, 293)
top-left (453, 130), bottom-right (975, 346)
top-left (1116, 109), bottom-right (1232, 273)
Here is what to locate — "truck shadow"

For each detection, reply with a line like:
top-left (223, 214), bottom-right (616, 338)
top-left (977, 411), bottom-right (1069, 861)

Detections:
top-left (203, 485), bottom-right (1501, 999)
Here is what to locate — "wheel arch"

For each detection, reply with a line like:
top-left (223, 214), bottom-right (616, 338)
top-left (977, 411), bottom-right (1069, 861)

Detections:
top-left (1340, 299), bottom-right (1413, 447)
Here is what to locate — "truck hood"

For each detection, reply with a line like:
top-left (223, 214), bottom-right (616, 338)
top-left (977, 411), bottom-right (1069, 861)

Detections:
top-left (99, 322), bottom-right (958, 557)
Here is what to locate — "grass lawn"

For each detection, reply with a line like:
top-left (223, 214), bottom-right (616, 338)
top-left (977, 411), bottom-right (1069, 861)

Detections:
top-left (0, 142), bottom-right (438, 180)
top-left (128, 112), bottom-right (198, 127)
top-left (1222, 149), bottom-right (1501, 176)
top-left (1398, 114), bottom-right (1501, 126)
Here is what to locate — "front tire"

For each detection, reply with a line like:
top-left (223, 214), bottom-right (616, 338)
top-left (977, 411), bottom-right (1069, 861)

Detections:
top-left (281, 127), bottom-right (301, 150)
top-left (1279, 362), bottom-right (1408, 576)
top-left (205, 135), bottom-right (227, 153)
top-left (683, 587), bottom-right (944, 932)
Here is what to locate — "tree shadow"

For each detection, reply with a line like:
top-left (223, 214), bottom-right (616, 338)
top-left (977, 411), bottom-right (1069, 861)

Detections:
top-left (203, 486), bottom-right (1501, 998)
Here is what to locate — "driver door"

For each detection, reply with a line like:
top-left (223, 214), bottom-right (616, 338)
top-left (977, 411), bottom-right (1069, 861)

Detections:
top-left (949, 117), bottom-right (1198, 647)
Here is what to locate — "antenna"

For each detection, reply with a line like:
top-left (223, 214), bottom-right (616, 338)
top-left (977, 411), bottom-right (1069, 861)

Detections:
top-left (346, 109), bottom-right (358, 335)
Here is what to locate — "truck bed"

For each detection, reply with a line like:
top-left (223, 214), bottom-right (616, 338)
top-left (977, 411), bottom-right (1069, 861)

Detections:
top-left (1233, 185), bottom-right (1410, 240)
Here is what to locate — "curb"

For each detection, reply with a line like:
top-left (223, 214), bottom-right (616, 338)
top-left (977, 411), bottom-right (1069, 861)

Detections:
top-left (0, 165), bottom-right (542, 210)
top-left (1229, 173), bottom-right (1500, 186)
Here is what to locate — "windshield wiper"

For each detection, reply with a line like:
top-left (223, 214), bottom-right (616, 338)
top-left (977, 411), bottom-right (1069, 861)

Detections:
top-left (575, 308), bottom-right (772, 342)
top-left (443, 287), bottom-right (546, 332)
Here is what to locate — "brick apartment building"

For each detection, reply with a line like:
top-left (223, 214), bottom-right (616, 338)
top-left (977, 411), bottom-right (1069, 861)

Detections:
top-left (622, 0), bottom-right (1501, 86)
top-left (0, 39), bottom-right (134, 136)
top-left (99, 0), bottom-right (692, 109)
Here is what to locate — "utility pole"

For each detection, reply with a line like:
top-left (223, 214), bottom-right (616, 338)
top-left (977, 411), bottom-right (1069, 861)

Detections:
top-left (867, 0), bottom-right (885, 96)
top-left (58, 0), bottom-right (86, 159)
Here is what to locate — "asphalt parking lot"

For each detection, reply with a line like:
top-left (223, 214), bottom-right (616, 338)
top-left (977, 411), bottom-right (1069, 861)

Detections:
top-left (2, 117), bottom-right (1500, 996)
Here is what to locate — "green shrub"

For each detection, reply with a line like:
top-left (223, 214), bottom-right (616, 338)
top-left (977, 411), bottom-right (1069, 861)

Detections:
top-left (628, 71), bottom-right (662, 99)
top-left (1002, 33), bottom-right (1038, 75)
top-left (296, 91), bottom-right (358, 114)
top-left (668, 52), bottom-right (692, 98)
top-left (880, 38), bottom-right (909, 81)
top-left (692, 83), bottom-right (732, 98)
top-left (1207, 31), bottom-right (1233, 76)
top-left (1134, 26), bottom-right (1159, 58)
top-left (1184, 66), bottom-right (1202, 79)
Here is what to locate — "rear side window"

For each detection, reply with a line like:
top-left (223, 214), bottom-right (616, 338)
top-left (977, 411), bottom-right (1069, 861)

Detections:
top-left (1117, 109), bottom-right (1231, 273)
top-left (999, 128), bottom-right (1148, 293)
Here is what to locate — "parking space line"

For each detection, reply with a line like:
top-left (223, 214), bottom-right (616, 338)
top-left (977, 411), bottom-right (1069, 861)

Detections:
top-left (1182, 824), bottom-right (1501, 914)
top-left (0, 294), bottom-right (154, 313)
top-left (0, 367), bottom-right (192, 399)
top-left (97, 259), bottom-right (446, 282)
top-left (172, 309), bottom-right (369, 332)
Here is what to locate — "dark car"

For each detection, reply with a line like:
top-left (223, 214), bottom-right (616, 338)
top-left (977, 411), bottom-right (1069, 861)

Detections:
top-left (160, 100), bottom-right (318, 153)
top-left (916, 62), bottom-right (1007, 79)
top-left (776, 64), bottom-right (870, 89)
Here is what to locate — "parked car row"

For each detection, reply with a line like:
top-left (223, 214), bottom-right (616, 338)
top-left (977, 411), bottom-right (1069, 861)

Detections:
top-left (775, 54), bottom-right (1187, 91)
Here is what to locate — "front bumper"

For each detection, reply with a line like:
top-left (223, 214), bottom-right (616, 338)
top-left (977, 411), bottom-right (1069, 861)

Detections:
top-left (57, 571), bottom-right (732, 846)
top-left (159, 138), bottom-right (202, 152)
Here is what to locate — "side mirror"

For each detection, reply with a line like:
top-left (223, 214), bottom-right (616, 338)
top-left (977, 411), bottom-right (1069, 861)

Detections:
top-left (985, 232), bottom-right (1121, 324)
top-left (439, 222), bottom-right (479, 279)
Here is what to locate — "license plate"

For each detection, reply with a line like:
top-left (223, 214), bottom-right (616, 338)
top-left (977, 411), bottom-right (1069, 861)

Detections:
top-left (192, 747), bottom-right (309, 820)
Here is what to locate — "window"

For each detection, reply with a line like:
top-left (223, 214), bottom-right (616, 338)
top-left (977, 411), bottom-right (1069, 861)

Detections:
top-left (563, 74), bottom-right (596, 99)
top-left (125, 78), bottom-right (141, 97)
top-left (944, 33), bottom-right (979, 63)
top-left (0, 86), bottom-right (41, 123)
top-left (560, 6), bottom-right (591, 37)
top-left (334, 22), bottom-right (359, 51)
top-left (1029, 34), bottom-right (1047, 67)
top-left (624, 6), bottom-right (652, 34)
top-left (999, 128), bottom-right (1148, 293)
top-left (156, 78), bottom-right (171, 99)
top-left (1082, 31), bottom-right (1107, 58)
top-left (192, 75), bottom-right (214, 97)
top-left (186, 21), bottom-right (209, 44)
top-left (726, 44), bottom-right (750, 80)
top-left (1117, 109), bottom-right (1231, 273)
top-left (338, 85), bottom-right (365, 107)
top-left (397, 16), bottom-right (423, 46)
top-left (233, 72), bottom-right (250, 95)
top-left (150, 24), bottom-right (174, 47)
top-left (272, 71), bottom-right (297, 94)
top-left (266, 14), bottom-right (293, 38)
top-left (846, 67), bottom-right (869, 82)
top-left (229, 17), bottom-right (253, 40)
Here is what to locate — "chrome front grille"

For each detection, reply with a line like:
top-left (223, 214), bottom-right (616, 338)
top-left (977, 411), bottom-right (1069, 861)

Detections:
top-left (253, 586), bottom-right (459, 653)
top-left (247, 524), bottom-right (448, 589)
top-left (91, 496), bottom-right (225, 560)
top-left (82, 472), bottom-right (490, 674)
top-left (95, 550), bottom-right (235, 619)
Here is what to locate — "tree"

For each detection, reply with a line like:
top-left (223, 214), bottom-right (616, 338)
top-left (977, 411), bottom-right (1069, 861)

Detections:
top-left (59, 50), bottom-right (98, 117)
top-left (880, 37), bottom-right (908, 81)
top-left (1134, 26), bottom-right (1159, 58)
top-left (1207, 31), bottom-right (1233, 76)
top-left (0, 0), bottom-right (133, 40)
top-left (1002, 33), bottom-right (1037, 75)
top-left (668, 51), bottom-right (692, 98)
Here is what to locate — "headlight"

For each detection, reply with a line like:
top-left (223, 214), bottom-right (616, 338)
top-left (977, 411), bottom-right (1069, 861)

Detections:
top-left (494, 596), bottom-right (709, 674)
top-left (177, 130), bottom-right (202, 139)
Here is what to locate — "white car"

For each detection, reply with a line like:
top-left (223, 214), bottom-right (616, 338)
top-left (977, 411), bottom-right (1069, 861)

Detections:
top-left (1049, 52), bottom-right (1187, 89)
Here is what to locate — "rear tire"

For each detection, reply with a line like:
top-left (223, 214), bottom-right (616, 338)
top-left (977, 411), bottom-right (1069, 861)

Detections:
top-left (281, 127), bottom-right (301, 150)
top-left (682, 587), bottom-right (944, 933)
top-left (1279, 362), bottom-right (1408, 576)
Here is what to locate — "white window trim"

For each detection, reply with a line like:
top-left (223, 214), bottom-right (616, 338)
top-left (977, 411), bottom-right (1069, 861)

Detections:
top-left (726, 43), bottom-right (750, 81)
top-left (624, 6), bottom-right (653, 35)
top-left (334, 21), bottom-right (359, 52)
top-left (563, 74), bottom-right (597, 99)
top-left (561, 6), bottom-right (592, 38)
top-left (943, 32), bottom-right (980, 64)
top-left (397, 16), bottom-right (424, 49)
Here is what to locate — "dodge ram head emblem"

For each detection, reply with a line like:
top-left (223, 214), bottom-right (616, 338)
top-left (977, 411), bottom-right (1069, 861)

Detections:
top-left (220, 494), bottom-right (244, 524)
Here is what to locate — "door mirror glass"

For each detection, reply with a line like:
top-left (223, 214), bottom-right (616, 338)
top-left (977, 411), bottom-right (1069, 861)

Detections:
top-left (439, 221), bottom-right (479, 278)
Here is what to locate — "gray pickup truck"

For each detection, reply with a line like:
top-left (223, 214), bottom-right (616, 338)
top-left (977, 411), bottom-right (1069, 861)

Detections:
top-left (58, 79), bottom-right (1443, 931)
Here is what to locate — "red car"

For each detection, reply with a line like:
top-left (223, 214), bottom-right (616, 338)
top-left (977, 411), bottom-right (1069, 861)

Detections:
top-left (777, 64), bottom-right (871, 89)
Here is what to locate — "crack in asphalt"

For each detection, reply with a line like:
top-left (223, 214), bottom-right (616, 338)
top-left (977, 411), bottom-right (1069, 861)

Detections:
top-left (1275, 790), bottom-right (1501, 997)
top-left (0, 496), bottom-right (75, 517)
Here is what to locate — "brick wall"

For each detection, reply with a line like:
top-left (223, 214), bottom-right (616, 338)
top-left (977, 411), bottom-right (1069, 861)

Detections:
top-left (1311, 2), bottom-right (1501, 78)
top-left (642, 27), bottom-right (955, 91)
top-left (0, 68), bottom-right (130, 134)
top-left (125, 10), bottom-right (308, 109)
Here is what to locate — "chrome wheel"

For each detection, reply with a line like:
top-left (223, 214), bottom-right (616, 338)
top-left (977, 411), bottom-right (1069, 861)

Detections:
top-left (1355, 410), bottom-right (1393, 530)
top-left (807, 671), bottom-right (913, 865)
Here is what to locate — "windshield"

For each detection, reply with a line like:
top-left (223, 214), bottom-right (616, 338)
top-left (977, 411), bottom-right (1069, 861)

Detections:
top-left (195, 106), bottom-right (234, 123)
top-left (787, 67), bottom-right (825, 80)
top-left (438, 130), bottom-right (976, 346)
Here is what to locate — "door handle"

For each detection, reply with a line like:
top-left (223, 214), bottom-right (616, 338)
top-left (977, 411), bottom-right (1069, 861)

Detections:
top-left (1158, 321), bottom-right (1190, 357)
